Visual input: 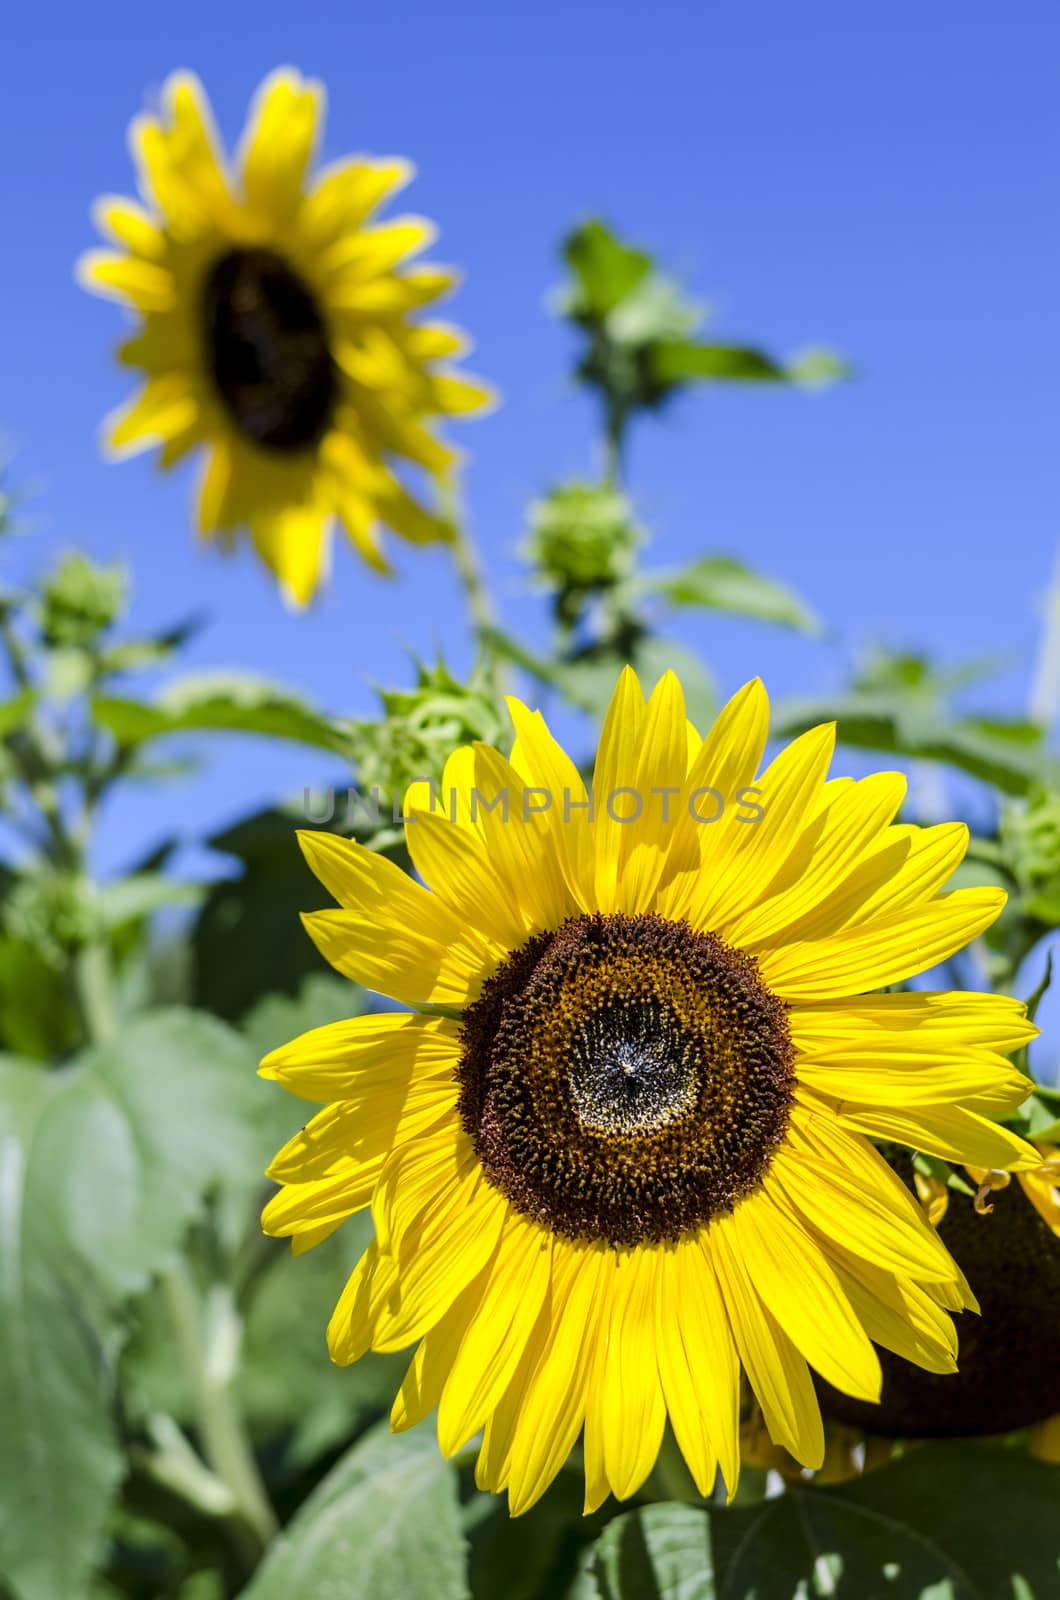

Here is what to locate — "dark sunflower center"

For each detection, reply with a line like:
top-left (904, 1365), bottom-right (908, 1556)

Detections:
top-left (201, 247), bottom-right (337, 453)
top-left (458, 912), bottom-right (794, 1248)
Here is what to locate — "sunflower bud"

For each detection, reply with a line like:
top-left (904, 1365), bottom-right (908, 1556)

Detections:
top-left (351, 660), bottom-right (508, 805)
top-left (524, 482), bottom-right (642, 626)
top-left (38, 551), bottom-right (127, 649)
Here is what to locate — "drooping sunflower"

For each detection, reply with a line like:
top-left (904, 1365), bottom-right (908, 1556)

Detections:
top-left (78, 69), bottom-right (492, 606)
top-left (261, 668), bottom-right (1039, 1513)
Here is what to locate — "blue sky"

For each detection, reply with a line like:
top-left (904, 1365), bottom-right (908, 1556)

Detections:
top-left (2, 0), bottom-right (1059, 885)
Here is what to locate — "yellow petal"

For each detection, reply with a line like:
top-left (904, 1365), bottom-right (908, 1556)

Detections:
top-left (730, 1189), bottom-right (881, 1401)
top-left (730, 771), bottom-right (907, 947)
top-left (240, 68), bottom-right (323, 222)
top-left (79, 251), bottom-right (176, 312)
top-left (503, 1239), bottom-right (611, 1516)
top-left (796, 1051), bottom-right (1030, 1109)
top-left (250, 502), bottom-right (332, 609)
top-left (837, 1103), bottom-right (1040, 1172)
top-left (758, 887), bottom-right (1007, 999)
top-left (436, 1214), bottom-right (553, 1457)
top-left (788, 990), bottom-right (1038, 1057)
top-left (265, 1076), bottom-right (456, 1183)
top-left (591, 666), bottom-right (647, 912)
top-left (259, 1011), bottom-right (459, 1102)
top-left (323, 217), bottom-right (438, 281)
top-left (370, 1160), bottom-right (508, 1354)
top-left (104, 374), bottom-right (200, 457)
top-left (299, 156), bottom-right (415, 246)
top-left (594, 1249), bottom-right (667, 1501)
top-left (131, 71), bottom-right (234, 231)
top-left (709, 1216), bottom-right (825, 1469)
top-left (506, 697), bottom-right (594, 913)
top-left (773, 1111), bottom-right (964, 1282)
top-left (655, 1236), bottom-right (741, 1499)
top-left (403, 802), bottom-right (528, 952)
top-left (297, 829), bottom-right (501, 1007)
top-left (91, 196), bottom-right (166, 259)
top-left (614, 671), bottom-right (689, 914)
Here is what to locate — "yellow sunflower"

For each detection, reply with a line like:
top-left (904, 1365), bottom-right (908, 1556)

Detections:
top-left (78, 68), bottom-right (492, 606)
top-left (260, 668), bottom-right (1039, 1514)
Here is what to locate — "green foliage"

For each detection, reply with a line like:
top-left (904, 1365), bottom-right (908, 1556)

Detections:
top-left (573, 1447), bottom-right (1060, 1598)
top-left (239, 1424), bottom-right (469, 1600)
top-left (558, 218), bottom-right (847, 457)
top-left (774, 650), bottom-right (1050, 798)
top-left (0, 1061), bottom-right (124, 1600)
top-left (93, 672), bottom-right (354, 760)
top-left (640, 555), bottom-right (820, 634)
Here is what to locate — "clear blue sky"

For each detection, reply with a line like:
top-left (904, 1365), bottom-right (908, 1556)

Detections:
top-left (2, 0), bottom-right (1059, 880)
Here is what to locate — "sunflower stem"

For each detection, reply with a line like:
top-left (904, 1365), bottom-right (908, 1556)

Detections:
top-left (161, 1264), bottom-right (279, 1552)
top-left (440, 477), bottom-right (504, 695)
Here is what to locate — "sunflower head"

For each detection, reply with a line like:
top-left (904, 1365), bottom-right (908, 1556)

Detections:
top-left (260, 667), bottom-right (1040, 1515)
top-left (79, 68), bottom-right (494, 607)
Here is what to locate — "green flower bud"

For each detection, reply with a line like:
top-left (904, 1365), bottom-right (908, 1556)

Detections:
top-left (351, 660), bottom-right (508, 805)
top-left (38, 551), bottom-right (128, 649)
top-left (524, 483), bottom-right (643, 622)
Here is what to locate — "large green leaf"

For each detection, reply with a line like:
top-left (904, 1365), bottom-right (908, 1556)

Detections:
top-left (92, 673), bottom-right (353, 758)
top-left (32, 1009), bottom-right (265, 1299)
top-left (0, 1061), bottom-right (123, 1600)
top-left (642, 555), bottom-right (820, 634)
top-left (774, 688), bottom-right (1047, 797)
top-left (573, 1445), bottom-right (1060, 1599)
top-left (239, 1422), bottom-right (468, 1600)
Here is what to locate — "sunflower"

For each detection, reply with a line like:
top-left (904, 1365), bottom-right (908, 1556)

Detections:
top-left (78, 68), bottom-right (492, 606)
top-left (261, 668), bottom-right (1039, 1514)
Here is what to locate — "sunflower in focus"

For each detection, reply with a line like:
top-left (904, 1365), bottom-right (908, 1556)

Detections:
top-left (78, 69), bottom-right (492, 606)
top-left (261, 668), bottom-right (1039, 1514)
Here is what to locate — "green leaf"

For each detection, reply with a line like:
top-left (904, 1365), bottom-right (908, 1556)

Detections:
top-left (643, 555), bottom-right (820, 634)
top-left (92, 673), bottom-right (353, 758)
top-left (97, 872), bottom-right (204, 931)
top-left (774, 688), bottom-right (1047, 797)
top-left (786, 346), bottom-right (852, 388)
top-left (238, 1422), bottom-right (469, 1600)
top-left (0, 1060), bottom-right (124, 1600)
top-left (32, 1008), bottom-right (264, 1298)
top-left (650, 340), bottom-right (788, 384)
top-left (561, 220), bottom-right (653, 319)
top-left (466, 1460), bottom-right (614, 1600)
top-left (574, 1445), bottom-right (1060, 1599)
top-left (0, 687), bottom-right (35, 735)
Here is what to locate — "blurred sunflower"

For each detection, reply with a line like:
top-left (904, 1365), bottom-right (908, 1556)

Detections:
top-left (78, 69), bottom-right (493, 606)
top-left (261, 669), bottom-right (1039, 1514)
